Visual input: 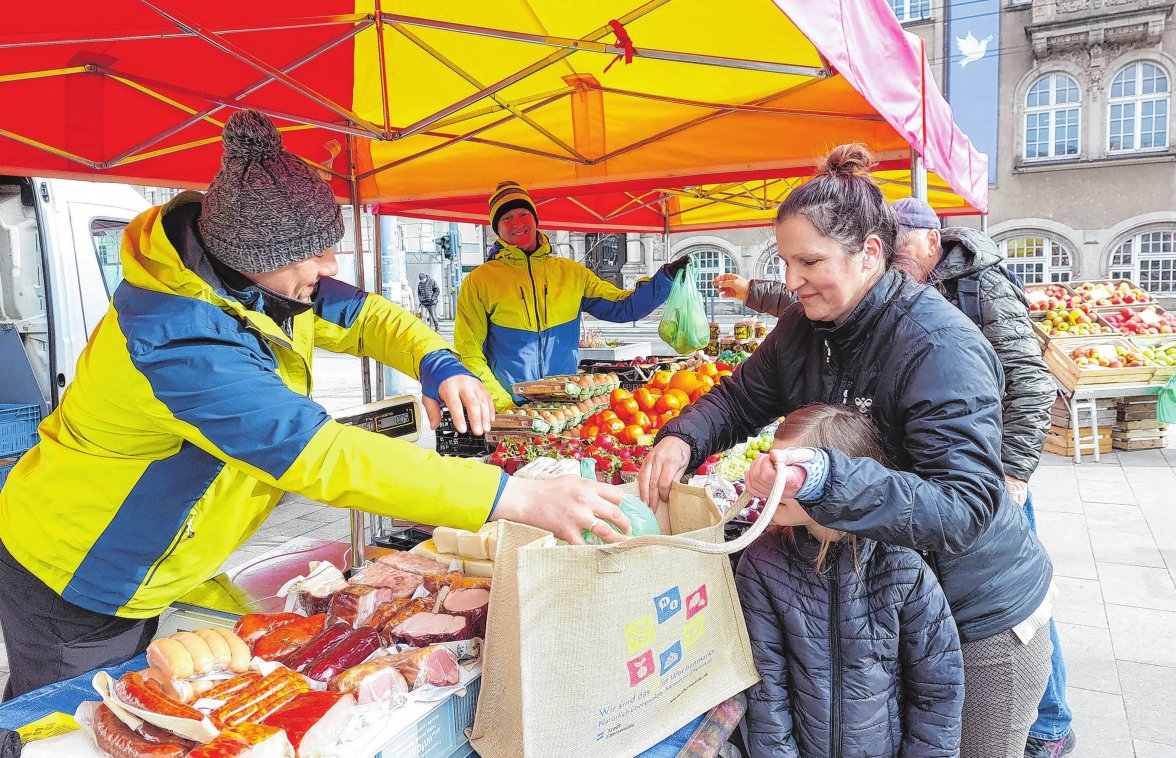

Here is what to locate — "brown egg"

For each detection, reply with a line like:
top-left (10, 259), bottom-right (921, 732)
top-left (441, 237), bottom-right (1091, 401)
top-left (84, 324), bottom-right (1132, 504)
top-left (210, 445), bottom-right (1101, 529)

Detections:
top-left (543, 414), bottom-right (559, 425)
top-left (529, 410), bottom-right (540, 418)
top-left (577, 378), bottom-right (592, 389)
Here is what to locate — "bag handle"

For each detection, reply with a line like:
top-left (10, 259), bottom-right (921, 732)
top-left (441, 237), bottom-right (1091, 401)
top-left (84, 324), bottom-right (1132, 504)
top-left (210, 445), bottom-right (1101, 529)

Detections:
top-left (600, 469), bottom-right (787, 557)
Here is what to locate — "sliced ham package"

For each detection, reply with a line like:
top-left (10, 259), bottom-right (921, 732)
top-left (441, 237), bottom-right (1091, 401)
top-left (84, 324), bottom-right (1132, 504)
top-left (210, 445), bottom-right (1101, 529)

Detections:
top-left (262, 691), bottom-right (356, 758)
top-left (387, 612), bottom-right (471, 647)
top-left (348, 563), bottom-right (424, 599)
top-left (375, 551), bottom-right (450, 577)
top-left (327, 658), bottom-right (411, 705)
top-left (380, 645), bottom-right (461, 689)
top-left (441, 588), bottom-right (490, 639)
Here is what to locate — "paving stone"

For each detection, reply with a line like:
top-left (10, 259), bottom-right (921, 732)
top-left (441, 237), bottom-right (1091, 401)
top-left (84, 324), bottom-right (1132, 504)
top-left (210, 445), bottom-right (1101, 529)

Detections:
top-left (1037, 452), bottom-right (1076, 467)
top-left (297, 508), bottom-right (352, 524)
top-left (1082, 503), bottom-right (1153, 535)
top-left (267, 501), bottom-right (328, 522)
top-left (1053, 577), bottom-right (1107, 630)
top-left (1064, 686), bottom-right (1134, 758)
top-left (253, 519), bottom-right (321, 541)
top-left (1098, 563), bottom-right (1176, 613)
top-left (1114, 450), bottom-right (1170, 467)
top-left (1032, 480), bottom-right (1085, 514)
top-left (1135, 740), bottom-right (1176, 758)
top-left (1118, 661), bottom-right (1176, 748)
top-left (1089, 529), bottom-right (1167, 568)
top-left (1106, 605), bottom-right (1176, 668)
top-left (1075, 464), bottom-right (1130, 483)
top-left (1078, 478), bottom-right (1138, 506)
top-left (1137, 501), bottom-right (1176, 551)
top-left (1038, 512), bottom-right (1098, 580)
top-left (1055, 622), bottom-right (1120, 695)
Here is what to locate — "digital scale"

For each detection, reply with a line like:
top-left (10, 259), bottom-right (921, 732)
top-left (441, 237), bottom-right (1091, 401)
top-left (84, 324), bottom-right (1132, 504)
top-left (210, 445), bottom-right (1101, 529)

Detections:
top-left (331, 394), bottom-right (424, 442)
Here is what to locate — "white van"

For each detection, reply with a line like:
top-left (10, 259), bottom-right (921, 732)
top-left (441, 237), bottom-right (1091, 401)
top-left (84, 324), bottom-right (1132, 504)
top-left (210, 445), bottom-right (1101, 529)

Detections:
top-left (0, 176), bottom-right (149, 417)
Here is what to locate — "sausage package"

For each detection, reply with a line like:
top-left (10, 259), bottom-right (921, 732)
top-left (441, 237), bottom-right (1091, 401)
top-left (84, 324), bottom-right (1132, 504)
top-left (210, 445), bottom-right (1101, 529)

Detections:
top-left (92, 671), bottom-right (220, 745)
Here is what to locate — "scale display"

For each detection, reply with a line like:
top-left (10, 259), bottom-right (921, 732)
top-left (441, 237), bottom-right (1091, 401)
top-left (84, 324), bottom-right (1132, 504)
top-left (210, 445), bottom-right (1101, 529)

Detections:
top-left (332, 396), bottom-right (422, 443)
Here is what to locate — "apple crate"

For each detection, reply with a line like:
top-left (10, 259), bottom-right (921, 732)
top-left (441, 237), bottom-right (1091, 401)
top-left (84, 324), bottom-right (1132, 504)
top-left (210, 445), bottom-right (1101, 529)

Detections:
top-left (1069, 279), bottom-right (1158, 307)
top-left (1031, 311), bottom-right (1119, 345)
top-left (1043, 336), bottom-right (1157, 391)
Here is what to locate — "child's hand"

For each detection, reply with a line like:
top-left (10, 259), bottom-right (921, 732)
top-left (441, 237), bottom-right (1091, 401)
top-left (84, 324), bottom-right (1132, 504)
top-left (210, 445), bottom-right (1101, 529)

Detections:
top-left (745, 448), bottom-right (815, 499)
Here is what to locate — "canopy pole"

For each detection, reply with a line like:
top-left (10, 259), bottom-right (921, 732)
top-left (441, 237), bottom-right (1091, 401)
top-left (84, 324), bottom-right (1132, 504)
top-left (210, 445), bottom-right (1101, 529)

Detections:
top-left (910, 147), bottom-right (928, 202)
top-left (373, 210), bottom-right (386, 401)
top-left (981, 214), bottom-right (988, 234)
top-left (347, 138), bottom-right (369, 572)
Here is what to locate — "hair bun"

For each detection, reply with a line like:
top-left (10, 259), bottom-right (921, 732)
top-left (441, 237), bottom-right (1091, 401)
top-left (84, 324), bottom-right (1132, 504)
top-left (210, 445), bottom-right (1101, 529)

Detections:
top-left (820, 143), bottom-right (877, 178)
top-left (221, 109), bottom-right (284, 161)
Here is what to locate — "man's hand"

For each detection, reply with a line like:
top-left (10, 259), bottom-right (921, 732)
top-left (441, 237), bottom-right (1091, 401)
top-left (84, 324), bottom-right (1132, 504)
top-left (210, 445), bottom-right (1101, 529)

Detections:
top-left (638, 436), bottom-right (692, 512)
top-left (713, 273), bottom-right (750, 302)
top-left (491, 476), bottom-right (631, 545)
top-left (424, 374), bottom-right (495, 435)
top-left (1004, 475), bottom-right (1029, 507)
top-left (745, 448), bottom-right (814, 499)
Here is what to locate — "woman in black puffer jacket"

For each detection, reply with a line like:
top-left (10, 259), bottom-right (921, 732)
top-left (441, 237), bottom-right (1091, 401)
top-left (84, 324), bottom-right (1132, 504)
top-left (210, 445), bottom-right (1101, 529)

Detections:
top-left (738, 405), bottom-right (963, 758)
top-left (639, 145), bottom-right (1054, 758)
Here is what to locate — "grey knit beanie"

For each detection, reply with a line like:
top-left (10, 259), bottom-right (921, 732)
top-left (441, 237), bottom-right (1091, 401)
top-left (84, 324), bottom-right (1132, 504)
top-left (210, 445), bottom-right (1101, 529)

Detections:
top-left (198, 110), bottom-right (345, 274)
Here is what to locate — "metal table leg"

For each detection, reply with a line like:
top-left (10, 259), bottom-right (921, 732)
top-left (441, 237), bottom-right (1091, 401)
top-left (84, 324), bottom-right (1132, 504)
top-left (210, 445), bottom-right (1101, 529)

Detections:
top-left (1087, 398), bottom-right (1100, 463)
top-left (1070, 394), bottom-right (1081, 464)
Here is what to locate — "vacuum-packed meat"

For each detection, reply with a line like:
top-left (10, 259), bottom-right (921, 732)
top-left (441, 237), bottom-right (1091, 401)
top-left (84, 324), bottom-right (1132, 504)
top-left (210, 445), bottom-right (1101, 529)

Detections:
top-left (327, 657), bottom-right (411, 704)
top-left (211, 668), bottom-right (309, 727)
top-left (280, 621), bottom-right (352, 673)
top-left (262, 691), bottom-right (355, 758)
top-left (146, 638), bottom-right (193, 682)
top-left (252, 614), bottom-right (326, 662)
top-left (387, 612), bottom-right (471, 647)
top-left (368, 600), bottom-right (410, 631)
top-left (201, 672), bottom-right (263, 701)
top-left (349, 563), bottom-right (424, 599)
top-left (211, 627), bottom-right (252, 673)
top-left (295, 564), bottom-right (349, 616)
top-left (327, 585), bottom-right (394, 628)
top-left (193, 628), bottom-right (232, 671)
top-left (381, 645), bottom-right (461, 689)
top-left (186, 723), bottom-right (294, 758)
top-left (303, 628), bottom-right (382, 683)
top-left (234, 613), bottom-right (303, 648)
top-left (441, 587), bottom-right (491, 639)
top-left (375, 551), bottom-right (450, 576)
top-left (423, 573), bottom-right (491, 594)
top-left (114, 671), bottom-right (204, 721)
top-left (93, 703), bottom-right (193, 758)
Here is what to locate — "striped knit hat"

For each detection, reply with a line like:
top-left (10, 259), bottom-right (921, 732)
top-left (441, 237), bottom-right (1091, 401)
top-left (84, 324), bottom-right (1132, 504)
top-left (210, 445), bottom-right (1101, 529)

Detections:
top-left (489, 180), bottom-right (538, 230)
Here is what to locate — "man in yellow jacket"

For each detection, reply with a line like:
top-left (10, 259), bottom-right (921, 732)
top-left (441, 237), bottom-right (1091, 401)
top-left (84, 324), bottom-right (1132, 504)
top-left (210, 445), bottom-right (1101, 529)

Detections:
top-left (455, 182), bottom-right (689, 410)
top-left (0, 112), bottom-right (628, 699)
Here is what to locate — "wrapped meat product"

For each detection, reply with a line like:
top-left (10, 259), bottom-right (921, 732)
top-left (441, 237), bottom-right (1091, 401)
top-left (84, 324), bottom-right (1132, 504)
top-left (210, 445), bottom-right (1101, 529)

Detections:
top-left (375, 551), bottom-right (449, 576)
top-left (348, 563), bottom-right (424, 599)
top-left (280, 622), bottom-right (353, 673)
top-left (212, 668), bottom-right (309, 727)
top-left (288, 562), bottom-right (348, 616)
top-left (327, 585), bottom-right (394, 628)
top-left (441, 587), bottom-right (491, 639)
top-left (368, 599), bottom-right (410, 631)
top-left (93, 702), bottom-right (194, 758)
top-left (201, 672), bottom-right (263, 701)
top-left (303, 628), bottom-right (382, 683)
top-left (388, 612), bottom-right (471, 647)
top-left (375, 597), bottom-right (433, 645)
top-left (262, 691), bottom-right (356, 757)
top-left (253, 614), bottom-right (326, 661)
top-left (327, 658), bottom-right (410, 704)
top-left (382, 644), bottom-right (461, 689)
top-left (187, 723), bottom-right (294, 758)
top-left (235, 613), bottom-right (303, 648)
top-left (422, 572), bottom-right (463, 595)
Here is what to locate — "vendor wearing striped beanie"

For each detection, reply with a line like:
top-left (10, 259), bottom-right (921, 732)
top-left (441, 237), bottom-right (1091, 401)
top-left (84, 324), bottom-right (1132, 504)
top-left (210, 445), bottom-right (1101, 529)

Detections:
top-left (453, 180), bottom-right (690, 410)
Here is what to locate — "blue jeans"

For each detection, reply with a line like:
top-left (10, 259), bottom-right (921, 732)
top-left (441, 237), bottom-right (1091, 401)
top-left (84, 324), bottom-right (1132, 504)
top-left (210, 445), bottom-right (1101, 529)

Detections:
top-left (1023, 491), bottom-right (1074, 741)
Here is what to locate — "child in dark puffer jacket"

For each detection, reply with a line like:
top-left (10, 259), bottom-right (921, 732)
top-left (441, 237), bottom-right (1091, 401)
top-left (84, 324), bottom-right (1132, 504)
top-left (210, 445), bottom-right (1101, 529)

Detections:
top-left (736, 405), bottom-right (964, 758)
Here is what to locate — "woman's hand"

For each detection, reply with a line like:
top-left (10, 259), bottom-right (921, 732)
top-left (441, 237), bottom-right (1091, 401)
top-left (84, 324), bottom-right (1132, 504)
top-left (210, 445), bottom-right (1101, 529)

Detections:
top-left (490, 475), bottom-right (631, 545)
top-left (712, 273), bottom-right (750, 302)
top-left (638, 436), bottom-right (692, 511)
top-left (745, 448), bottom-right (814, 499)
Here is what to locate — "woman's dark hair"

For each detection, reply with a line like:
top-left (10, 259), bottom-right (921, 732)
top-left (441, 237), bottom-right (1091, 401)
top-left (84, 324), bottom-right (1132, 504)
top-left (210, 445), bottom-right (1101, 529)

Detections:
top-left (775, 143), bottom-right (907, 270)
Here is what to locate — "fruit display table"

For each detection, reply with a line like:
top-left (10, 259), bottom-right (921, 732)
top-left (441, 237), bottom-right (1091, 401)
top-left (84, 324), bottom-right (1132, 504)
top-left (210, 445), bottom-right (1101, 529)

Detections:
top-left (1055, 380), bottom-right (1161, 463)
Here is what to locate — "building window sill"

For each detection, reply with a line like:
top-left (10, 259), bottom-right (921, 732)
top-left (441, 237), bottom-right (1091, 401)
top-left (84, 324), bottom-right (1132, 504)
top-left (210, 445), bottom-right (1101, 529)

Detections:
top-left (1013, 151), bottom-right (1176, 173)
top-left (901, 16), bottom-right (935, 27)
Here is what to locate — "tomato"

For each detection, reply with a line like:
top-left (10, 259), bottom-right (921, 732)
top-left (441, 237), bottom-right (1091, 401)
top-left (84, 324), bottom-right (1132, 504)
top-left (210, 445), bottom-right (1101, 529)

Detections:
top-left (690, 385), bottom-right (710, 403)
top-left (667, 389), bottom-right (691, 407)
top-left (668, 371), bottom-right (700, 394)
top-left (614, 397), bottom-right (640, 421)
top-left (632, 388), bottom-right (657, 412)
top-left (599, 409), bottom-right (618, 422)
top-left (618, 424), bottom-right (644, 445)
top-left (696, 362), bottom-right (719, 378)
top-left (696, 375), bottom-right (715, 390)
top-left (581, 425), bottom-right (600, 440)
top-left (630, 411), bottom-right (653, 432)
top-left (609, 388), bottom-right (632, 406)
top-left (649, 370), bottom-right (673, 390)
top-left (654, 394), bottom-right (681, 414)
top-left (604, 418), bottom-right (626, 435)
top-left (652, 414), bottom-right (666, 430)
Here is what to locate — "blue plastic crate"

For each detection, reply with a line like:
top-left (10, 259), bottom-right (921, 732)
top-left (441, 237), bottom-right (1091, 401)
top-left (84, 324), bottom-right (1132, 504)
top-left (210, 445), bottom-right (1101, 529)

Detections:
top-left (0, 459), bottom-right (15, 491)
top-left (0, 404), bottom-right (40, 457)
top-left (372, 677), bottom-right (481, 758)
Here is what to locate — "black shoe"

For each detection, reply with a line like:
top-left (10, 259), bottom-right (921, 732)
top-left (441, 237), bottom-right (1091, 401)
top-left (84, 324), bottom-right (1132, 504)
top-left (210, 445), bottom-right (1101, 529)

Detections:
top-left (1025, 730), bottom-right (1076, 758)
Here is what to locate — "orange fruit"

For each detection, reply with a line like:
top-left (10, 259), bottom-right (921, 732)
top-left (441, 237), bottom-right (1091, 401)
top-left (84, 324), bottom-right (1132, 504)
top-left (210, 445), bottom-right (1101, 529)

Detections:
top-left (697, 362), bottom-right (719, 378)
top-left (610, 388), bottom-right (632, 406)
top-left (668, 371), bottom-right (700, 394)
top-left (633, 388), bottom-right (657, 412)
top-left (667, 389), bottom-right (691, 407)
top-left (618, 424), bottom-right (644, 445)
top-left (690, 386), bottom-right (710, 403)
top-left (604, 418), bottom-right (626, 435)
top-left (696, 375), bottom-right (715, 390)
top-left (630, 411), bottom-right (653, 432)
top-left (649, 370), bottom-right (672, 390)
top-left (614, 397), bottom-right (640, 421)
top-left (655, 394), bottom-right (681, 414)
top-left (648, 387), bottom-right (663, 397)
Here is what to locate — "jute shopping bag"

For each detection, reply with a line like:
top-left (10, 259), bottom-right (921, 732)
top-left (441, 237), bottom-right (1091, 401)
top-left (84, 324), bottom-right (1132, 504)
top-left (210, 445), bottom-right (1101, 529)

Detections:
top-left (471, 474), bottom-right (786, 758)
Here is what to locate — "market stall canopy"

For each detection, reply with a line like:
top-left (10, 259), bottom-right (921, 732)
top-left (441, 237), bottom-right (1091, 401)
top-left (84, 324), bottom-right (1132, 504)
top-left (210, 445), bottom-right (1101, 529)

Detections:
top-left (0, 0), bottom-right (988, 215)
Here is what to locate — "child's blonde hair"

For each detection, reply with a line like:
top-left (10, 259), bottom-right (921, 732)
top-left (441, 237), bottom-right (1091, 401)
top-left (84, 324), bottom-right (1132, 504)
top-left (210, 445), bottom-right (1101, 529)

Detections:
top-left (774, 404), bottom-right (890, 574)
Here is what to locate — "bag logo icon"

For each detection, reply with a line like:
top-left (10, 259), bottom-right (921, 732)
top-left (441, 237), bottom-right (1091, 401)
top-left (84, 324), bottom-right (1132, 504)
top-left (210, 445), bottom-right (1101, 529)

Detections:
top-left (654, 587), bottom-right (682, 624)
top-left (628, 650), bottom-right (655, 687)
top-left (684, 613), bottom-right (705, 648)
top-left (686, 585), bottom-right (708, 620)
top-left (659, 641), bottom-right (683, 676)
top-left (623, 616), bottom-right (656, 655)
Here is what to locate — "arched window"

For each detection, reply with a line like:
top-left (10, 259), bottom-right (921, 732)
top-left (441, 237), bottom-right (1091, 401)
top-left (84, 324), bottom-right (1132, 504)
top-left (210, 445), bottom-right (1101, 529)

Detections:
top-left (690, 249), bottom-right (739, 300)
top-left (1110, 231), bottom-right (1176, 293)
top-left (1108, 62), bottom-right (1170, 152)
top-left (757, 248), bottom-right (787, 283)
top-left (1001, 236), bottom-right (1072, 283)
top-left (1024, 73), bottom-right (1081, 160)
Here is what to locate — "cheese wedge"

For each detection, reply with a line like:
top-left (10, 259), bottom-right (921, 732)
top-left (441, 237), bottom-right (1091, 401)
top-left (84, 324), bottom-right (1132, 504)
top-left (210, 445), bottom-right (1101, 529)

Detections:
top-left (456, 530), bottom-right (491, 560)
top-left (464, 558), bottom-right (494, 578)
top-left (410, 539), bottom-right (441, 562)
top-left (433, 527), bottom-right (464, 555)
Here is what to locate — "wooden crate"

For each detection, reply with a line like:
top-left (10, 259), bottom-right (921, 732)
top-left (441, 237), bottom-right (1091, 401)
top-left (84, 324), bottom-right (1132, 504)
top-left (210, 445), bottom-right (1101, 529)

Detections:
top-left (1045, 424), bottom-right (1112, 456)
top-left (1043, 337), bottom-right (1157, 391)
top-left (1112, 436), bottom-right (1167, 451)
top-left (1050, 396), bottom-right (1116, 428)
top-left (1032, 312), bottom-right (1119, 343)
top-left (1117, 397), bottom-right (1159, 422)
top-left (1116, 419), bottom-right (1167, 431)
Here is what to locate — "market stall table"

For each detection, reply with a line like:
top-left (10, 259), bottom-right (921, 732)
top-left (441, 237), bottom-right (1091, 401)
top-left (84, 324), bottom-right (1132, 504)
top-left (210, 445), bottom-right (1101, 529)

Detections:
top-left (1056, 380), bottom-right (1161, 464)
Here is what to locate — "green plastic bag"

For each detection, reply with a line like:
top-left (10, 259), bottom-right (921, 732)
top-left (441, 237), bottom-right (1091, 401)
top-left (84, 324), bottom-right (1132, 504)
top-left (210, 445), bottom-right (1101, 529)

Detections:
top-left (565, 459), bottom-right (661, 545)
top-left (658, 255), bottom-right (710, 354)
top-left (1158, 376), bottom-right (1176, 424)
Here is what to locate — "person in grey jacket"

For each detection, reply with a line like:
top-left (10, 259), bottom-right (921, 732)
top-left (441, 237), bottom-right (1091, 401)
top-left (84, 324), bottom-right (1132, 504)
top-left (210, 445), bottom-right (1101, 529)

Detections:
top-left (417, 272), bottom-right (441, 330)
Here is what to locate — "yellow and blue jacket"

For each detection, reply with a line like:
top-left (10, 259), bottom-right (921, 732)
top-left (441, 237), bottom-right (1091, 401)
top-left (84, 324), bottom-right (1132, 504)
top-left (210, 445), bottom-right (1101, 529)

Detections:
top-left (454, 234), bottom-right (673, 409)
top-left (0, 194), bottom-right (506, 619)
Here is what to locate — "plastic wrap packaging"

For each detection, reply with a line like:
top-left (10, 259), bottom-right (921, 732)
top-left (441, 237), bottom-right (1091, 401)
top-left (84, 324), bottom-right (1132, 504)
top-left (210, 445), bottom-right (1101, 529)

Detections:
top-left (346, 563), bottom-right (423, 599)
top-left (278, 562), bottom-right (348, 616)
top-left (327, 585), bottom-right (394, 628)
